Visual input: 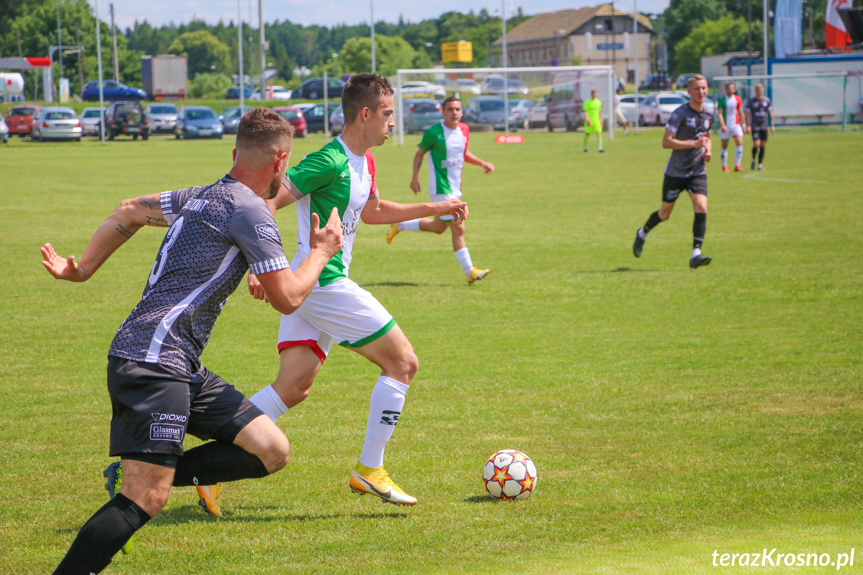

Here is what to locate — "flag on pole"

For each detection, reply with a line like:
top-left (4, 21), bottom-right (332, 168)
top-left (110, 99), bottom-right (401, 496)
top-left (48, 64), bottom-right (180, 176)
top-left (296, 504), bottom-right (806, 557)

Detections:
top-left (775, 0), bottom-right (802, 58)
top-left (825, 0), bottom-right (853, 48)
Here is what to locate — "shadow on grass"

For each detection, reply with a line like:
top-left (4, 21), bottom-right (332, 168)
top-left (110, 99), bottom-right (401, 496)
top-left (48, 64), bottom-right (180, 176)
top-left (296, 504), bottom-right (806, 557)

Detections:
top-left (149, 505), bottom-right (410, 525)
top-left (574, 267), bottom-right (661, 273)
top-left (463, 495), bottom-right (499, 504)
top-left (362, 281), bottom-right (422, 288)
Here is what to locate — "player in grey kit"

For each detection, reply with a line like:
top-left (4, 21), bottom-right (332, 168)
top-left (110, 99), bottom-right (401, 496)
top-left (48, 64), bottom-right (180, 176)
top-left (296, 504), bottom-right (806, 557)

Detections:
top-left (43, 108), bottom-right (343, 574)
top-left (632, 74), bottom-right (714, 269)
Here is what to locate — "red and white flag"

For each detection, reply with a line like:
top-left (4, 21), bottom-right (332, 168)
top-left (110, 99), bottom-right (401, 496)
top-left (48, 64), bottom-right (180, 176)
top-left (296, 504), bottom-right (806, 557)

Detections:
top-left (825, 0), bottom-right (853, 48)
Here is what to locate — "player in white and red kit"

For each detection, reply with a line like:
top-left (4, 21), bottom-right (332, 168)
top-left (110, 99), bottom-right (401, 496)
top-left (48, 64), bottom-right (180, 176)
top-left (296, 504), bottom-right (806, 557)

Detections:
top-left (717, 81), bottom-right (746, 172)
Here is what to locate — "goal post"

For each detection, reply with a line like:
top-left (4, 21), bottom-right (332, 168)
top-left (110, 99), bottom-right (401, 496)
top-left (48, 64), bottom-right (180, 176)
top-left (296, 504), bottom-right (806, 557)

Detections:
top-left (393, 65), bottom-right (617, 145)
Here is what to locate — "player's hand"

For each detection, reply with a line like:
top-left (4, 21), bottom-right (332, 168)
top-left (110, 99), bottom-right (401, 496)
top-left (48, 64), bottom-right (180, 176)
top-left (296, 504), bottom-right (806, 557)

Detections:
top-left (41, 243), bottom-right (89, 282)
top-left (436, 199), bottom-right (468, 222)
top-left (248, 273), bottom-right (268, 302)
top-left (482, 161), bottom-right (495, 174)
top-left (310, 208), bottom-right (343, 259)
top-left (770, 126), bottom-right (775, 135)
top-left (409, 178), bottom-right (421, 195)
top-left (704, 149), bottom-right (712, 163)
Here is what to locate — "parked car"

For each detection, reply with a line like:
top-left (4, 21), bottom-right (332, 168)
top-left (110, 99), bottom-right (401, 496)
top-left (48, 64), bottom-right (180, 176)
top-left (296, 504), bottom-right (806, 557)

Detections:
top-left (0, 113), bottom-right (9, 143)
top-left (455, 78), bottom-right (482, 95)
top-left (639, 73), bottom-right (672, 91)
top-left (303, 102), bottom-right (340, 133)
top-left (273, 107), bottom-right (308, 138)
top-left (617, 93), bottom-right (647, 124)
top-left (463, 96), bottom-right (518, 131)
top-left (402, 98), bottom-right (442, 134)
top-left (293, 103), bottom-right (316, 115)
top-left (509, 99), bottom-right (534, 127)
top-left (82, 80), bottom-right (147, 102)
top-left (224, 86), bottom-right (253, 99)
top-left (219, 105), bottom-right (252, 134)
top-left (5, 105), bottom-right (41, 136)
top-left (639, 92), bottom-right (688, 126)
top-left (250, 85), bottom-right (292, 101)
top-left (145, 103), bottom-right (179, 134)
top-left (79, 107), bottom-right (105, 137)
top-left (481, 75), bottom-right (530, 95)
top-left (524, 96), bottom-right (548, 129)
top-left (329, 105), bottom-right (344, 135)
top-left (546, 70), bottom-right (608, 131)
top-left (675, 73), bottom-right (697, 89)
top-left (104, 100), bottom-right (149, 140)
top-left (30, 107), bottom-right (82, 142)
top-left (675, 91), bottom-right (716, 117)
top-left (295, 77), bottom-right (346, 100)
top-left (175, 106), bottom-right (223, 139)
top-left (399, 81), bottom-right (447, 99)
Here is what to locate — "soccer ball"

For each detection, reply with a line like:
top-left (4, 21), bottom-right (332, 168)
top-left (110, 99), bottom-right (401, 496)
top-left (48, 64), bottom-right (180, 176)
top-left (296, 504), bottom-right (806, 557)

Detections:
top-left (482, 449), bottom-right (537, 500)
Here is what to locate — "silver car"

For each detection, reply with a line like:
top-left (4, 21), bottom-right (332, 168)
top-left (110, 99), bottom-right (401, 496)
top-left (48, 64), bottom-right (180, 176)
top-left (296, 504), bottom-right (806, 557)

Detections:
top-left (0, 113), bottom-right (8, 143)
top-left (329, 105), bottom-right (345, 135)
top-left (219, 106), bottom-right (252, 135)
top-left (79, 107), bottom-right (105, 137)
top-left (145, 103), bottom-right (179, 134)
top-left (30, 107), bottom-right (82, 142)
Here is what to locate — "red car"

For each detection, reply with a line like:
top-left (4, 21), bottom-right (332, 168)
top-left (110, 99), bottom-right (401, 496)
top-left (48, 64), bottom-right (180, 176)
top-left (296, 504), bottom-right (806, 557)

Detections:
top-left (6, 105), bottom-right (41, 136)
top-left (273, 106), bottom-right (307, 138)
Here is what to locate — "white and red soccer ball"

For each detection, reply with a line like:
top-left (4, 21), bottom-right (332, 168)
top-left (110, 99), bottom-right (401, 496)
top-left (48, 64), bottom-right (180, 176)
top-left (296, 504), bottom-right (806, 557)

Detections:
top-left (482, 449), bottom-right (537, 500)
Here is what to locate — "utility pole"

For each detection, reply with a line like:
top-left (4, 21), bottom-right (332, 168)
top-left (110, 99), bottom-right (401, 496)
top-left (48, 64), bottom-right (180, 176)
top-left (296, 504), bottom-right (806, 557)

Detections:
top-left (238, 0), bottom-right (244, 109)
top-left (371, 0), bottom-right (376, 74)
top-left (258, 0), bottom-right (266, 100)
top-left (111, 4), bottom-right (120, 81)
top-left (55, 0), bottom-right (63, 99)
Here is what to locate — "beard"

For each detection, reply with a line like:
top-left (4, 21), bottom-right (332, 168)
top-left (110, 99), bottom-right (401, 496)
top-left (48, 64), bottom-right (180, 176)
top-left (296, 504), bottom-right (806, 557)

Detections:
top-left (264, 174), bottom-right (282, 200)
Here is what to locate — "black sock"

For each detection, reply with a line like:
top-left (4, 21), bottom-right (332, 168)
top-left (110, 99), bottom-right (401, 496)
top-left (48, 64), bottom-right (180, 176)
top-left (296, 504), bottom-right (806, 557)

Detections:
top-left (172, 441), bottom-right (270, 487)
top-left (752, 147), bottom-right (758, 159)
top-left (643, 211), bottom-right (663, 233)
top-left (53, 494), bottom-right (150, 575)
top-left (693, 213), bottom-right (707, 250)
top-left (758, 147), bottom-right (765, 163)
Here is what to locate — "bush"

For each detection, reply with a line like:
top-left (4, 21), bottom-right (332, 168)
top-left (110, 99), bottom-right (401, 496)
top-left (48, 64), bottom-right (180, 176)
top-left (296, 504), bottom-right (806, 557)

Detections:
top-left (189, 73), bottom-right (233, 99)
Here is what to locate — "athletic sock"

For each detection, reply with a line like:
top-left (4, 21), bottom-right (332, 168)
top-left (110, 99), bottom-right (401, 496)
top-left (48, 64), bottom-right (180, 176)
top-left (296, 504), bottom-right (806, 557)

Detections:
top-left (693, 212), bottom-right (707, 251)
top-left (597, 132), bottom-right (603, 150)
top-left (643, 211), bottom-right (663, 234)
top-left (359, 376), bottom-right (409, 469)
top-left (250, 384), bottom-right (289, 422)
top-left (172, 441), bottom-right (270, 486)
top-left (752, 147), bottom-right (758, 159)
top-left (583, 133), bottom-right (589, 149)
top-left (53, 494), bottom-right (150, 575)
top-left (454, 247), bottom-right (473, 275)
top-left (758, 147), bottom-right (765, 163)
top-left (637, 228), bottom-right (647, 241)
top-left (721, 148), bottom-right (728, 167)
top-left (735, 146), bottom-right (743, 166)
top-left (397, 219), bottom-right (422, 232)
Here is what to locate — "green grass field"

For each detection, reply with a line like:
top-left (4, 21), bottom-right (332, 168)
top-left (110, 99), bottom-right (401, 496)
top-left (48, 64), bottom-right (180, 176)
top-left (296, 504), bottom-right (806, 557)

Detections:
top-left (1, 127), bottom-right (862, 574)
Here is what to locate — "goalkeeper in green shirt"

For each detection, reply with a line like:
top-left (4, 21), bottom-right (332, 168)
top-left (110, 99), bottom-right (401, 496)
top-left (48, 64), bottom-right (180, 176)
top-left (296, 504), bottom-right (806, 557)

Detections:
top-left (583, 90), bottom-right (604, 152)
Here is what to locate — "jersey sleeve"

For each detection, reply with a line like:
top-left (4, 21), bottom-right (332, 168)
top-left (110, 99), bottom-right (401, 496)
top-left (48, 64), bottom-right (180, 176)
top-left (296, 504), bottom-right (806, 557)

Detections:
top-left (418, 128), bottom-right (436, 152)
top-left (284, 149), bottom-right (337, 199)
top-left (229, 194), bottom-right (290, 276)
top-left (365, 150), bottom-right (378, 199)
top-left (459, 122), bottom-right (470, 152)
top-left (665, 108), bottom-right (684, 134)
top-left (160, 186), bottom-right (204, 225)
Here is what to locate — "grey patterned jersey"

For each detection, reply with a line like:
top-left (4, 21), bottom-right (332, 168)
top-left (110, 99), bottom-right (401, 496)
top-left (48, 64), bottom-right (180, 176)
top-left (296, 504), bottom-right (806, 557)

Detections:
top-left (664, 103), bottom-right (714, 178)
top-left (109, 175), bottom-right (289, 374)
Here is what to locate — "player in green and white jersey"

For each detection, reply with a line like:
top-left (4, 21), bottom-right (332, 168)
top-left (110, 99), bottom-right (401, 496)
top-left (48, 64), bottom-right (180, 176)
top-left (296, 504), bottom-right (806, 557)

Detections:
top-left (386, 95), bottom-right (495, 284)
top-left (241, 74), bottom-right (467, 506)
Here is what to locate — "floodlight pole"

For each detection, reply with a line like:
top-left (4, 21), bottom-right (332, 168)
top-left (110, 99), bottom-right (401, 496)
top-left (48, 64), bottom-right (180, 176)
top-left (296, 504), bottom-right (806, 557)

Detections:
top-left (634, 0), bottom-right (639, 133)
top-left (94, 0), bottom-right (106, 145)
top-left (370, 0), bottom-right (376, 74)
top-left (502, 0), bottom-right (509, 136)
top-left (763, 0), bottom-right (769, 77)
top-left (238, 0), bottom-right (244, 109)
top-left (258, 0), bottom-right (266, 100)
top-left (56, 0), bottom-right (63, 100)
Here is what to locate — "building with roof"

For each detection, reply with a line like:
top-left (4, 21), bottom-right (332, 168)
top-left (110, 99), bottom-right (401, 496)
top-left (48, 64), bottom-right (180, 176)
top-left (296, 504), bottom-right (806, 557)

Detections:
top-left (490, 4), bottom-right (654, 84)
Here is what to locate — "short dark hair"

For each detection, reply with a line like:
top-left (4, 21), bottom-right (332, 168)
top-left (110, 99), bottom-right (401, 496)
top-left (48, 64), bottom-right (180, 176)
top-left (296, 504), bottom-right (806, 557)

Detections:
top-left (236, 107), bottom-right (294, 153)
top-left (342, 73), bottom-right (394, 124)
top-left (442, 95), bottom-right (461, 109)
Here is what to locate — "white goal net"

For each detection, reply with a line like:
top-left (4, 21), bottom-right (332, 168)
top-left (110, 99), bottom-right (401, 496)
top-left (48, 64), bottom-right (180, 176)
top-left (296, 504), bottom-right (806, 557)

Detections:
top-left (393, 66), bottom-right (617, 145)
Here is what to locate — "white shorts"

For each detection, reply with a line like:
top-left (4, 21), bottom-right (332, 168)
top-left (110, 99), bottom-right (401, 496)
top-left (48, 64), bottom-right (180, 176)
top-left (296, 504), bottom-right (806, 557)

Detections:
top-left (720, 125), bottom-right (744, 140)
top-left (277, 278), bottom-right (395, 362)
top-left (430, 191), bottom-right (461, 222)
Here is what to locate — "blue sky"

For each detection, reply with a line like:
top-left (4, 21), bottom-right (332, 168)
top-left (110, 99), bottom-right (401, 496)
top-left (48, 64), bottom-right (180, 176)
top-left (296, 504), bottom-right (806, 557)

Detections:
top-left (102, 0), bottom-right (670, 30)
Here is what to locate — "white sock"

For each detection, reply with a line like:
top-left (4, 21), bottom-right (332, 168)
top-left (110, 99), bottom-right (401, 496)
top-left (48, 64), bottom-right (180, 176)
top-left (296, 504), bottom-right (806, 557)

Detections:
top-left (735, 146), bottom-right (743, 166)
top-left (250, 384), bottom-right (289, 422)
top-left (454, 247), bottom-right (473, 275)
top-left (638, 228), bottom-right (647, 240)
top-left (721, 149), bottom-right (728, 167)
top-left (397, 219), bottom-right (422, 232)
top-left (359, 376), bottom-right (409, 469)
top-left (692, 247), bottom-right (702, 258)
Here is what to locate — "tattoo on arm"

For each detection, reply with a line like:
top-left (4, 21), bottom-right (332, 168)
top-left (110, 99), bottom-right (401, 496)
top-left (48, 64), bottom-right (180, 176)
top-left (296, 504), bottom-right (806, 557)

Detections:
top-left (116, 223), bottom-right (134, 239)
top-left (137, 196), bottom-right (161, 210)
top-left (145, 215), bottom-right (168, 227)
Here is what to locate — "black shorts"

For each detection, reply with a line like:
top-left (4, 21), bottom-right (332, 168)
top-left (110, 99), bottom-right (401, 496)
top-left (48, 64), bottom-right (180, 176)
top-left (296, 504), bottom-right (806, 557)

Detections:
top-left (107, 356), bottom-right (264, 461)
top-left (662, 174), bottom-right (708, 203)
top-left (752, 129), bottom-right (768, 142)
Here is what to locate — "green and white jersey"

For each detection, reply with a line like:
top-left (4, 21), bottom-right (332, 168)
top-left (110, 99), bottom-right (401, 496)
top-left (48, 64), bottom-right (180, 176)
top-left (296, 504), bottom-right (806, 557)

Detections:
top-left (284, 137), bottom-right (378, 286)
top-left (419, 121), bottom-right (470, 197)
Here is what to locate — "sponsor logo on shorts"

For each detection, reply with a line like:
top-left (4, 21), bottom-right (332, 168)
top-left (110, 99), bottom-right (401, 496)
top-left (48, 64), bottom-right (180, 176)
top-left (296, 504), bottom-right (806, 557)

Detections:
top-left (150, 423), bottom-right (185, 442)
top-left (255, 223), bottom-right (281, 241)
top-left (151, 412), bottom-right (188, 423)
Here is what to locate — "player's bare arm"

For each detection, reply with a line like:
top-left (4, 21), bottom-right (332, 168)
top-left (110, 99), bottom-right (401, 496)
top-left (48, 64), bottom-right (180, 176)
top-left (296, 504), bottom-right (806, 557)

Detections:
top-left (410, 148), bottom-right (426, 194)
top-left (465, 151), bottom-right (494, 174)
top-left (703, 133), bottom-right (713, 162)
top-left (41, 193), bottom-right (167, 282)
top-left (362, 195), bottom-right (467, 225)
top-left (254, 208), bottom-right (343, 314)
top-left (249, 177), bottom-right (303, 300)
top-left (662, 129), bottom-right (709, 150)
